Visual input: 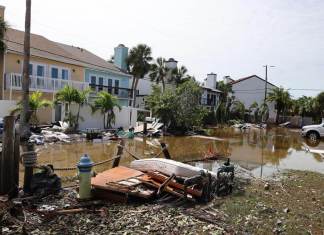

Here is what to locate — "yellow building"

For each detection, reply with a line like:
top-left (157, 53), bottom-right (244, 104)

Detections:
top-left (0, 6), bottom-right (132, 125)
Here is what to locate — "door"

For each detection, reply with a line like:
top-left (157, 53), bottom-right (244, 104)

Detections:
top-left (90, 76), bottom-right (97, 91)
top-left (320, 123), bottom-right (324, 136)
top-left (98, 77), bottom-right (104, 91)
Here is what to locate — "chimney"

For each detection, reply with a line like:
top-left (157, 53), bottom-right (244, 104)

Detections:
top-left (0, 5), bottom-right (5, 20)
top-left (223, 75), bottom-right (234, 84)
top-left (165, 58), bottom-right (178, 70)
top-left (205, 73), bottom-right (217, 89)
top-left (114, 44), bottom-right (128, 71)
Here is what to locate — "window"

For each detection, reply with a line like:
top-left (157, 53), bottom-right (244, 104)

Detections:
top-left (37, 65), bottom-right (45, 77)
top-left (98, 77), bottom-right (104, 91)
top-left (51, 67), bottom-right (59, 79)
top-left (61, 69), bottom-right (69, 80)
top-left (29, 64), bottom-right (33, 76)
top-left (90, 76), bottom-right (96, 90)
top-left (108, 79), bottom-right (112, 93)
top-left (114, 80), bottom-right (119, 95)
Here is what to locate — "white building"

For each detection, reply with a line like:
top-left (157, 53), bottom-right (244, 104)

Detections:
top-left (229, 75), bottom-right (277, 122)
top-left (200, 73), bottom-right (222, 111)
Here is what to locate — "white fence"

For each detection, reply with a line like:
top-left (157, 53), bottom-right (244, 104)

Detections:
top-left (70, 105), bottom-right (142, 130)
top-left (0, 100), bottom-right (17, 118)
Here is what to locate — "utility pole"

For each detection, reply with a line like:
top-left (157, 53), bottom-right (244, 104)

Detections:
top-left (263, 65), bottom-right (275, 103)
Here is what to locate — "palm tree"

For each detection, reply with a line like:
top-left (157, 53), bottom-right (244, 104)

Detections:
top-left (259, 103), bottom-right (269, 122)
top-left (149, 57), bottom-right (169, 92)
top-left (267, 87), bottom-right (291, 124)
top-left (74, 88), bottom-right (90, 130)
top-left (55, 85), bottom-right (79, 128)
top-left (230, 100), bottom-right (245, 120)
top-left (126, 44), bottom-right (152, 107)
top-left (171, 65), bottom-right (191, 86)
top-left (91, 91), bottom-right (121, 129)
top-left (11, 91), bottom-right (52, 126)
top-left (249, 102), bottom-right (258, 122)
top-left (0, 14), bottom-right (8, 53)
top-left (20, 0), bottom-right (32, 141)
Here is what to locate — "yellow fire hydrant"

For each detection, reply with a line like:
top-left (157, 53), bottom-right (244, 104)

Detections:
top-left (77, 154), bottom-right (93, 199)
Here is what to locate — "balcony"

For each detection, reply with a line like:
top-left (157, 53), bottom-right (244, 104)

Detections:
top-left (89, 84), bottom-right (132, 100)
top-left (5, 73), bottom-right (89, 93)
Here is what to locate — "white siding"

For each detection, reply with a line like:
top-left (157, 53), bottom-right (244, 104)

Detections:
top-left (231, 76), bottom-right (277, 122)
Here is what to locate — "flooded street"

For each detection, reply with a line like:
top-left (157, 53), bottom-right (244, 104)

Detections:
top-left (24, 127), bottom-right (324, 183)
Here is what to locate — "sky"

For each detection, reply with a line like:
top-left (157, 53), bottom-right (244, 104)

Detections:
top-left (1, 0), bottom-right (324, 98)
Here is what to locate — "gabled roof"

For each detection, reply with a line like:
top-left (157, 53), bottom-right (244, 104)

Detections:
top-left (4, 28), bottom-right (129, 76)
top-left (229, 75), bottom-right (278, 88)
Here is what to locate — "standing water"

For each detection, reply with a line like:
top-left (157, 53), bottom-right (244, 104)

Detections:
top-left (22, 127), bottom-right (324, 184)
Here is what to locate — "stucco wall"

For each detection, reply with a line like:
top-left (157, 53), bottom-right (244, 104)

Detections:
top-left (4, 53), bottom-right (84, 82)
top-left (231, 76), bottom-right (277, 121)
top-left (0, 100), bottom-right (17, 118)
top-left (70, 104), bottom-right (138, 130)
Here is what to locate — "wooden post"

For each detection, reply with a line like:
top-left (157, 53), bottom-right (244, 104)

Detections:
top-left (13, 123), bottom-right (20, 197)
top-left (0, 116), bottom-right (15, 195)
top-left (143, 122), bottom-right (147, 135)
top-left (112, 139), bottom-right (125, 168)
top-left (160, 142), bottom-right (171, 159)
top-left (22, 143), bottom-right (35, 193)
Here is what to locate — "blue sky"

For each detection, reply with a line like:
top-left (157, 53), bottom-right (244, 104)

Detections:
top-left (2, 0), bottom-right (324, 97)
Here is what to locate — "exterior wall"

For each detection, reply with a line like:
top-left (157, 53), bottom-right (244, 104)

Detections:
top-left (201, 88), bottom-right (221, 111)
top-left (4, 53), bottom-right (84, 82)
top-left (2, 90), bottom-right (54, 124)
top-left (70, 104), bottom-right (138, 130)
top-left (85, 68), bottom-right (130, 107)
top-left (231, 76), bottom-right (276, 122)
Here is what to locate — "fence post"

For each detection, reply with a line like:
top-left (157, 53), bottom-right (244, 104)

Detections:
top-left (0, 116), bottom-right (15, 195)
top-left (112, 139), bottom-right (125, 168)
top-left (160, 142), bottom-right (171, 159)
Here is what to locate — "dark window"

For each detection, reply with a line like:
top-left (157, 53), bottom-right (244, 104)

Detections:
top-left (90, 76), bottom-right (96, 90)
top-left (51, 67), bottom-right (58, 79)
top-left (37, 65), bottom-right (45, 77)
top-left (108, 79), bottom-right (112, 93)
top-left (114, 80), bottom-right (119, 95)
top-left (29, 64), bottom-right (33, 76)
top-left (98, 77), bottom-right (104, 91)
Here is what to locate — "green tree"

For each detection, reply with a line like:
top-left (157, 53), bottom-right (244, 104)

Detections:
top-left (230, 100), bottom-right (245, 120)
top-left (91, 91), bottom-right (121, 129)
top-left (147, 80), bottom-right (207, 131)
top-left (74, 88), bottom-right (91, 130)
top-left (11, 91), bottom-right (52, 126)
top-left (316, 92), bottom-right (324, 119)
top-left (267, 87), bottom-right (291, 123)
top-left (55, 85), bottom-right (79, 128)
top-left (0, 14), bottom-right (8, 53)
top-left (171, 65), bottom-right (192, 86)
top-left (149, 57), bottom-right (169, 92)
top-left (127, 44), bottom-right (153, 107)
top-left (215, 81), bottom-right (233, 123)
top-left (259, 103), bottom-right (269, 122)
top-left (249, 102), bottom-right (258, 122)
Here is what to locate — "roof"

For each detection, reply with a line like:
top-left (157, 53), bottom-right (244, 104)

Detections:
top-left (200, 85), bottom-right (222, 93)
top-left (229, 75), bottom-right (278, 88)
top-left (4, 28), bottom-right (129, 76)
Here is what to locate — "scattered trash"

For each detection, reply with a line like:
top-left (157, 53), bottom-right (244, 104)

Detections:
top-left (264, 183), bottom-right (270, 190)
top-left (187, 135), bottom-right (225, 141)
top-left (30, 165), bottom-right (62, 197)
top-left (279, 122), bottom-right (291, 127)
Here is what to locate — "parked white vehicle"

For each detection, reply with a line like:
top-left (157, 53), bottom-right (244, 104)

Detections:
top-left (301, 123), bottom-right (324, 141)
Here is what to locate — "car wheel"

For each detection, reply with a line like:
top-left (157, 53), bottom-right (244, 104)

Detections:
top-left (307, 131), bottom-right (320, 143)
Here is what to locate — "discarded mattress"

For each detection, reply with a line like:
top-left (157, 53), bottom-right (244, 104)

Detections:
top-left (130, 158), bottom-right (217, 178)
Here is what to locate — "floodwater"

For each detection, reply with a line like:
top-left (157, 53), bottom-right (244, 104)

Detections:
top-left (21, 127), bottom-right (324, 184)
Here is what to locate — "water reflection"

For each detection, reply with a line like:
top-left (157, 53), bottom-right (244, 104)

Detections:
top-left (29, 127), bottom-right (324, 184)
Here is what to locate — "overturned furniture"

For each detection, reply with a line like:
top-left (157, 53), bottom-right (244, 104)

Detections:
top-left (131, 158), bottom-right (234, 202)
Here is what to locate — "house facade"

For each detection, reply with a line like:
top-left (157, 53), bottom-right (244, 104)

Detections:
top-left (0, 6), bottom-right (132, 125)
top-left (229, 75), bottom-right (277, 122)
top-left (200, 73), bottom-right (222, 111)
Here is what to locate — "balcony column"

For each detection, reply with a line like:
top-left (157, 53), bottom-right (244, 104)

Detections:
top-left (9, 74), bottom-right (12, 100)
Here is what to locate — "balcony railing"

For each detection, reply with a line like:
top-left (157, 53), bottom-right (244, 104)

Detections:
top-left (5, 73), bottom-right (89, 92)
top-left (89, 84), bottom-right (132, 99)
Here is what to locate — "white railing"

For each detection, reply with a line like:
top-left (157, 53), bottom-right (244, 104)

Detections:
top-left (5, 73), bottom-right (89, 92)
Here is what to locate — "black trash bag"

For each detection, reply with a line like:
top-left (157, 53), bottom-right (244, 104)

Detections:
top-left (30, 165), bottom-right (62, 197)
